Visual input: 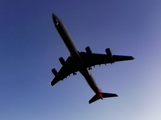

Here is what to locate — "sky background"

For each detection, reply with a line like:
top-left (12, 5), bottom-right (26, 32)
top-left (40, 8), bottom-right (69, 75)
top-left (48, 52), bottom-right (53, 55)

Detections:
top-left (1, 0), bottom-right (161, 120)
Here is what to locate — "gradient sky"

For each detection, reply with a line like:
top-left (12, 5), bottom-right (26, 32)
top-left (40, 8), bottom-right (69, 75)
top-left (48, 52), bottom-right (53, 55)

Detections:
top-left (1, 0), bottom-right (161, 120)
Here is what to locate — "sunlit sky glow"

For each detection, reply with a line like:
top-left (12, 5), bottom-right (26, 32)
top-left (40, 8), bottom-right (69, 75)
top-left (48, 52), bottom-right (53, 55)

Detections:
top-left (0, 1), bottom-right (161, 120)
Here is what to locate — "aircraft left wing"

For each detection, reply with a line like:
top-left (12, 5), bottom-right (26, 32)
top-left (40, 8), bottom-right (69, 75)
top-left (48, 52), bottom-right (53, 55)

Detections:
top-left (51, 56), bottom-right (79, 86)
top-left (80, 49), bottom-right (134, 68)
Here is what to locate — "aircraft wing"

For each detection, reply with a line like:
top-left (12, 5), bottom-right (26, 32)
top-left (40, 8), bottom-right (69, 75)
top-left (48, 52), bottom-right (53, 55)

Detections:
top-left (51, 57), bottom-right (79, 86)
top-left (80, 52), bottom-right (134, 68)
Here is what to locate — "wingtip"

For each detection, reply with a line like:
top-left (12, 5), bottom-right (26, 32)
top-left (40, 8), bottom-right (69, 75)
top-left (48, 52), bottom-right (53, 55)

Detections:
top-left (50, 82), bottom-right (53, 86)
top-left (115, 94), bottom-right (118, 97)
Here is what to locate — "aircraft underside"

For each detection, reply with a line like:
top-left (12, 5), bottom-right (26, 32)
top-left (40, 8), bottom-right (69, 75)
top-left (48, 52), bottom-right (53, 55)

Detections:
top-left (50, 13), bottom-right (134, 104)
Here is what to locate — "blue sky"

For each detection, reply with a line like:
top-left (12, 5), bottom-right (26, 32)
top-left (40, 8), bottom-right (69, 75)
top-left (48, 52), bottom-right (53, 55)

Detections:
top-left (1, 0), bottom-right (161, 120)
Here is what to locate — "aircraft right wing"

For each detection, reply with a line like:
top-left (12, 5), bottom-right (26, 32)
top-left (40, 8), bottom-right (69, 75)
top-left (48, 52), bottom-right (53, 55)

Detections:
top-left (79, 48), bottom-right (134, 68)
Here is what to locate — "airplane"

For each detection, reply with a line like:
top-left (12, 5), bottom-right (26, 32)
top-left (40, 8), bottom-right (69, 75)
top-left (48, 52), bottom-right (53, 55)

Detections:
top-left (50, 13), bottom-right (134, 104)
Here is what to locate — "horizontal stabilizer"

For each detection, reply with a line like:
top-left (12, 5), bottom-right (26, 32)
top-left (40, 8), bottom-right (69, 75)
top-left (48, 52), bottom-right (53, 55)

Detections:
top-left (89, 93), bottom-right (118, 104)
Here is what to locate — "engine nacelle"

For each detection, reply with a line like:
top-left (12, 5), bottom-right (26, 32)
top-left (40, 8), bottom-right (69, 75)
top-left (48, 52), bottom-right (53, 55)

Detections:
top-left (59, 57), bottom-right (65, 65)
top-left (85, 46), bottom-right (92, 54)
top-left (105, 48), bottom-right (112, 57)
top-left (51, 68), bottom-right (58, 76)
top-left (105, 48), bottom-right (114, 63)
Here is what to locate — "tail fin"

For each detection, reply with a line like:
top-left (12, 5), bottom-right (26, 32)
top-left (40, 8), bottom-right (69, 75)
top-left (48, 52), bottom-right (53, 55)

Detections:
top-left (89, 93), bottom-right (118, 104)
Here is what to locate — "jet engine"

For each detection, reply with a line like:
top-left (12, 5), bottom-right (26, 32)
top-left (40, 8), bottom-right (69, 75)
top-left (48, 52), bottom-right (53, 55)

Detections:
top-left (51, 68), bottom-right (58, 76)
top-left (105, 48), bottom-right (114, 63)
top-left (85, 46), bottom-right (92, 54)
top-left (59, 57), bottom-right (65, 65)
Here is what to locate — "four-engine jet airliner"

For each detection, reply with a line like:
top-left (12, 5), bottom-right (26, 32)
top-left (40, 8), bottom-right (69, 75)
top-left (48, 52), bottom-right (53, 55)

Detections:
top-left (50, 13), bottom-right (134, 104)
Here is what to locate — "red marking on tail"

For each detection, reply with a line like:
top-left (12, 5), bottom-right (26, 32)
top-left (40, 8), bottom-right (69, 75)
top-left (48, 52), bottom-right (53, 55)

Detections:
top-left (99, 93), bottom-right (103, 100)
top-left (96, 88), bottom-right (103, 100)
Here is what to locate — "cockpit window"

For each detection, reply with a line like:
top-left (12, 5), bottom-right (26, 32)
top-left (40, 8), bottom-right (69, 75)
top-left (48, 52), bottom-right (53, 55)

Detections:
top-left (54, 19), bottom-right (59, 25)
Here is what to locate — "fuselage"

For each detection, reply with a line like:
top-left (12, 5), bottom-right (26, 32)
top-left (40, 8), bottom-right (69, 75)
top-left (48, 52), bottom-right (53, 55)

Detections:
top-left (52, 14), bottom-right (102, 98)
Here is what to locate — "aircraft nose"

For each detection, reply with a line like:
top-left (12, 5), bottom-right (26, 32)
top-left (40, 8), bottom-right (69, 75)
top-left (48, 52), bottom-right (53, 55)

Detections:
top-left (52, 13), bottom-right (59, 25)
